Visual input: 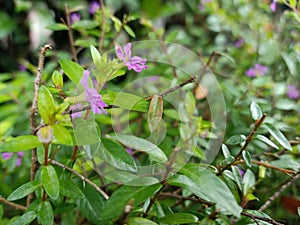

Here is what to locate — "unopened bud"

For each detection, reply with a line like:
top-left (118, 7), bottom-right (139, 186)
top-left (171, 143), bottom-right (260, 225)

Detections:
top-left (37, 126), bottom-right (53, 144)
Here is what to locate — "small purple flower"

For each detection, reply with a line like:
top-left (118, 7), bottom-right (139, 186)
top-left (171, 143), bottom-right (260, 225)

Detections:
top-left (238, 168), bottom-right (245, 178)
top-left (16, 158), bottom-right (22, 167)
top-left (270, 1), bottom-right (276, 12)
top-left (2, 152), bottom-right (24, 167)
top-left (116, 43), bottom-right (148, 73)
top-left (287, 84), bottom-right (300, 99)
top-left (245, 64), bottom-right (268, 77)
top-left (70, 12), bottom-right (81, 24)
top-left (70, 104), bottom-right (83, 119)
top-left (234, 38), bottom-right (244, 48)
top-left (18, 64), bottom-right (27, 71)
top-left (198, 0), bottom-right (213, 11)
top-left (81, 70), bottom-right (107, 114)
top-left (126, 148), bottom-right (133, 155)
top-left (89, 1), bottom-right (101, 15)
top-left (2, 152), bottom-right (13, 160)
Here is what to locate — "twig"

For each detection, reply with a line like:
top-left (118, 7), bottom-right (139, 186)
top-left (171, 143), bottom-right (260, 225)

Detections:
top-left (259, 170), bottom-right (300, 212)
top-left (50, 160), bottom-right (109, 200)
top-left (217, 114), bottom-right (267, 175)
top-left (0, 197), bottom-right (26, 211)
top-left (241, 211), bottom-right (286, 225)
top-left (28, 44), bottom-right (52, 206)
top-left (64, 4), bottom-right (78, 63)
top-left (159, 192), bottom-right (214, 206)
top-left (98, 0), bottom-right (106, 51)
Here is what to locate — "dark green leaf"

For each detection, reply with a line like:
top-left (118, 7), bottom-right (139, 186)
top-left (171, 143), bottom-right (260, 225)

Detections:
top-left (0, 135), bottom-right (42, 153)
top-left (242, 151), bottom-right (252, 167)
top-left (250, 101), bottom-right (262, 120)
top-left (264, 123), bottom-right (292, 150)
top-left (101, 183), bottom-right (162, 220)
top-left (159, 213), bottom-right (198, 224)
top-left (41, 165), bottom-right (60, 200)
top-left (124, 25), bottom-right (136, 38)
top-left (0, 12), bottom-right (16, 38)
top-left (46, 23), bottom-right (68, 31)
top-left (111, 134), bottom-right (167, 162)
top-left (38, 86), bottom-right (56, 124)
top-left (255, 134), bottom-right (279, 149)
top-left (60, 179), bottom-right (84, 198)
top-left (226, 135), bottom-right (245, 145)
top-left (8, 181), bottom-right (41, 201)
top-left (12, 211), bottom-right (37, 225)
top-left (51, 124), bottom-right (73, 146)
top-left (59, 59), bottom-right (84, 85)
top-left (38, 201), bottom-right (53, 225)
top-left (148, 95), bottom-right (163, 132)
top-left (128, 217), bottom-right (158, 225)
top-left (222, 144), bottom-right (232, 158)
top-left (242, 170), bottom-right (255, 196)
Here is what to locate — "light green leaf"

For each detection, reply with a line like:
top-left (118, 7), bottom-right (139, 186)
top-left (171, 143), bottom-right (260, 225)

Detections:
top-left (52, 70), bottom-right (63, 88)
top-left (41, 165), bottom-right (60, 200)
top-left (264, 123), bottom-right (292, 150)
top-left (46, 23), bottom-right (68, 31)
top-left (71, 20), bottom-right (99, 30)
top-left (51, 124), bottom-right (73, 146)
top-left (159, 213), bottom-right (199, 224)
top-left (250, 101), bottom-right (262, 120)
top-left (221, 144), bottom-right (232, 158)
top-left (90, 45), bottom-right (101, 66)
top-left (12, 211), bottom-right (37, 225)
top-left (128, 217), bottom-right (158, 225)
top-left (232, 166), bottom-right (243, 191)
top-left (38, 86), bottom-right (56, 124)
top-left (148, 95), bottom-right (163, 132)
top-left (124, 25), bottom-right (136, 38)
top-left (8, 181), bottom-right (41, 201)
top-left (242, 151), bottom-right (252, 167)
top-left (242, 169), bottom-right (255, 196)
top-left (226, 135), bottom-right (245, 145)
top-left (282, 52), bottom-right (296, 76)
top-left (59, 59), bottom-right (84, 85)
top-left (255, 134), bottom-right (279, 149)
top-left (38, 201), bottom-right (53, 225)
top-left (111, 134), bottom-right (167, 162)
top-left (0, 135), bottom-right (42, 152)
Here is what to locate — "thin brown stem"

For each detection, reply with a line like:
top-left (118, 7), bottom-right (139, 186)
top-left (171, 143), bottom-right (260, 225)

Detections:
top-left (241, 211), bottom-right (286, 225)
top-left (64, 4), bottom-right (78, 62)
top-left (50, 160), bottom-right (109, 200)
top-left (98, 0), bottom-right (105, 51)
top-left (0, 197), bottom-right (26, 211)
top-left (28, 44), bottom-right (52, 207)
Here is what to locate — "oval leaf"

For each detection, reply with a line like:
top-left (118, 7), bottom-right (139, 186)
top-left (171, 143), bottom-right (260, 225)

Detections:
top-left (60, 179), bottom-right (85, 198)
top-left (38, 201), bottom-right (53, 225)
top-left (51, 124), bottom-right (73, 146)
top-left (148, 95), bottom-right (163, 132)
top-left (8, 181), bottom-right (41, 201)
top-left (46, 23), bottom-right (68, 31)
top-left (264, 123), bottom-right (292, 150)
top-left (59, 59), bottom-right (83, 85)
top-left (159, 213), bottom-right (198, 224)
top-left (12, 211), bottom-right (37, 225)
top-left (38, 86), bottom-right (56, 124)
top-left (242, 151), bottom-right (252, 167)
top-left (250, 101), bottom-right (262, 120)
top-left (128, 217), bottom-right (158, 225)
top-left (226, 135), bottom-right (245, 145)
top-left (90, 45), bottom-right (101, 66)
top-left (255, 134), bottom-right (279, 149)
top-left (0, 135), bottom-right (42, 153)
top-left (41, 165), bottom-right (60, 200)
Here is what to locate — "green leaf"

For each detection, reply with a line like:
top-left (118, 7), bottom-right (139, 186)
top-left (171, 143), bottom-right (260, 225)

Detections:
top-left (0, 135), bottom-right (42, 152)
top-left (102, 91), bottom-right (149, 112)
top-left (38, 86), bottom-right (56, 124)
top-left (41, 165), bottom-right (60, 200)
top-left (59, 59), bottom-right (84, 85)
top-left (298, 207), bottom-right (300, 216)
top-left (100, 183), bottom-right (162, 220)
top-left (242, 170), bottom-right (255, 196)
top-left (0, 205), bottom-right (3, 220)
top-left (124, 25), bottom-right (136, 38)
top-left (148, 95), bottom-right (163, 132)
top-left (72, 20), bottom-right (99, 30)
top-left (264, 123), bottom-right (292, 150)
top-left (242, 151), bottom-right (252, 167)
top-left (12, 211), bottom-right (37, 225)
top-left (38, 201), bottom-right (53, 225)
top-left (232, 166), bottom-right (243, 191)
top-left (51, 124), bottom-right (73, 146)
top-left (250, 101), bottom-right (262, 120)
top-left (255, 134), bottom-right (279, 149)
top-left (111, 134), bottom-right (167, 162)
top-left (159, 213), bottom-right (198, 224)
top-left (60, 179), bottom-right (85, 198)
top-left (221, 144), bottom-right (232, 158)
top-left (46, 23), bottom-right (68, 31)
top-left (128, 217), bottom-right (158, 225)
top-left (168, 165), bottom-right (242, 217)
top-left (282, 52), bottom-right (296, 76)
top-left (73, 117), bottom-right (100, 146)
top-left (52, 70), bottom-right (63, 88)
top-left (226, 135), bottom-right (245, 145)
top-left (0, 12), bottom-right (16, 38)
top-left (8, 181), bottom-right (41, 201)
top-left (90, 45), bottom-right (101, 66)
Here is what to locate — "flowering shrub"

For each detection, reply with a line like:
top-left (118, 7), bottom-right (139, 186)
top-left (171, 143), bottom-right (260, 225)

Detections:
top-left (0, 0), bottom-right (299, 225)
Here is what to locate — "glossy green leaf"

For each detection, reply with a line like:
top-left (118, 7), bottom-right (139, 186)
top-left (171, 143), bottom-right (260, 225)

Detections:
top-left (159, 213), bottom-right (198, 224)
top-left (168, 165), bottom-right (242, 217)
top-left (255, 134), bottom-right (278, 149)
top-left (101, 183), bottom-right (162, 220)
top-left (38, 86), bottom-right (56, 124)
top-left (221, 144), bottom-right (232, 158)
top-left (41, 165), bottom-right (60, 200)
top-left (264, 123), bottom-right (292, 150)
top-left (250, 101), bottom-right (262, 120)
top-left (52, 70), bottom-right (63, 88)
top-left (59, 59), bottom-right (84, 85)
top-left (242, 169), bottom-right (255, 196)
top-left (8, 181), bottom-right (41, 201)
top-left (0, 135), bottom-right (42, 152)
top-left (38, 201), bottom-right (53, 225)
top-left (226, 135), bottom-right (245, 145)
top-left (124, 25), bottom-right (136, 38)
top-left (148, 95), bottom-right (163, 132)
top-left (12, 211), bottom-right (37, 225)
top-left (60, 179), bottom-right (85, 198)
top-left (242, 151), bottom-right (252, 167)
top-left (51, 124), bottom-right (73, 146)
top-left (232, 166), bottom-right (243, 191)
top-left (128, 217), bottom-right (158, 225)
top-left (46, 23), bottom-right (68, 31)
top-left (111, 134), bottom-right (167, 162)
top-left (90, 45), bottom-right (101, 66)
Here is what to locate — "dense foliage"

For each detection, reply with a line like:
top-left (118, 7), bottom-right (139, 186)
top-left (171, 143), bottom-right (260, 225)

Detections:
top-left (0, 0), bottom-right (299, 224)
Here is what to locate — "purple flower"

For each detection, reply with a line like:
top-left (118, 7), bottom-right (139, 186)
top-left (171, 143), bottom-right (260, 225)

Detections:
top-left (70, 12), bottom-right (81, 24)
top-left (116, 43), bottom-right (148, 73)
top-left (81, 70), bottom-right (107, 114)
top-left (18, 64), bottom-right (27, 71)
top-left (245, 64), bottom-right (268, 77)
top-left (89, 1), bottom-right (101, 15)
top-left (198, 0), bottom-right (213, 11)
top-left (234, 38), bottom-right (244, 48)
top-left (2, 152), bottom-right (24, 167)
top-left (270, 1), bottom-right (276, 12)
top-left (2, 152), bottom-right (13, 160)
top-left (70, 104), bottom-right (83, 119)
top-left (287, 84), bottom-right (300, 99)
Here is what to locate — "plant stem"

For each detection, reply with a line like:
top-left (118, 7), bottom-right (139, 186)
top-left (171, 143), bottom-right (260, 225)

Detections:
top-left (0, 197), bottom-right (26, 211)
top-left (98, 0), bottom-right (106, 51)
top-left (64, 4), bottom-right (78, 63)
